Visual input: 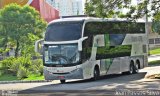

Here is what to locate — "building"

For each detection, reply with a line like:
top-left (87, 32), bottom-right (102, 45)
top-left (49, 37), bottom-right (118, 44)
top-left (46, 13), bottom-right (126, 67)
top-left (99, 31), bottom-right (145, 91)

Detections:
top-left (30, 0), bottom-right (59, 22)
top-left (0, 0), bottom-right (60, 22)
top-left (46, 0), bottom-right (84, 16)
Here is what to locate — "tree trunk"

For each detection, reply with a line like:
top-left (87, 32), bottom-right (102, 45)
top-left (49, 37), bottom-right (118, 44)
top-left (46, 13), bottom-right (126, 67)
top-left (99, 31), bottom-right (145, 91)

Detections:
top-left (15, 40), bottom-right (19, 58)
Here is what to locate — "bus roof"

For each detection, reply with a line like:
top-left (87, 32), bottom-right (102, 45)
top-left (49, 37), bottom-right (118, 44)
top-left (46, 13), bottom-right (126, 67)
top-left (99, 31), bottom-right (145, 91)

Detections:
top-left (48, 17), bottom-right (145, 25)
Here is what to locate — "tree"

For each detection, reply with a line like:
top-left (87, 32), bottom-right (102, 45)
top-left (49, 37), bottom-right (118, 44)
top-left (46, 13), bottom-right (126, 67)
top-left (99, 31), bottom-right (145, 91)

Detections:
top-left (129, 0), bottom-right (160, 19)
top-left (85, 0), bottom-right (160, 19)
top-left (85, 0), bottom-right (132, 18)
top-left (152, 12), bottom-right (160, 34)
top-left (85, 0), bottom-right (160, 36)
top-left (0, 4), bottom-right (47, 57)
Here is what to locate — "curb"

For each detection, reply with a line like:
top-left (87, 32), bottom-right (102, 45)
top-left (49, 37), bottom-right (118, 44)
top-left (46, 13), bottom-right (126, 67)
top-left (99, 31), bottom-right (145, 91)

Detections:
top-left (148, 54), bottom-right (160, 57)
top-left (0, 80), bottom-right (52, 84)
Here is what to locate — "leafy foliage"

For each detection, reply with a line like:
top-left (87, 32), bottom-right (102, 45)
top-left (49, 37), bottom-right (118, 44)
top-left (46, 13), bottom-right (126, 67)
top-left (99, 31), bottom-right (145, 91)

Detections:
top-left (30, 59), bottom-right (43, 75)
top-left (17, 66), bottom-right (29, 79)
top-left (0, 56), bottom-right (43, 79)
top-left (85, 0), bottom-right (160, 34)
top-left (85, 0), bottom-right (160, 19)
top-left (0, 4), bottom-right (47, 57)
top-left (85, 0), bottom-right (132, 18)
top-left (152, 12), bottom-right (160, 34)
top-left (0, 57), bottom-right (15, 74)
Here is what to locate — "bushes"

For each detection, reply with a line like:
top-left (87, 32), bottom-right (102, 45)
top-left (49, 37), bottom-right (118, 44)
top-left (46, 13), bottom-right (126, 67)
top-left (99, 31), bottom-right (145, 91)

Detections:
top-left (31, 59), bottom-right (43, 75)
top-left (0, 57), bottom-right (15, 74)
top-left (0, 56), bottom-right (43, 79)
top-left (17, 66), bottom-right (29, 79)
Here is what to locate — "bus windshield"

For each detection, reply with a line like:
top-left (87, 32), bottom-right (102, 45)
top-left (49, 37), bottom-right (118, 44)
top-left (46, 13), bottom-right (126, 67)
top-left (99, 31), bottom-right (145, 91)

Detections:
top-left (44, 44), bottom-right (80, 65)
top-left (45, 21), bottom-right (83, 41)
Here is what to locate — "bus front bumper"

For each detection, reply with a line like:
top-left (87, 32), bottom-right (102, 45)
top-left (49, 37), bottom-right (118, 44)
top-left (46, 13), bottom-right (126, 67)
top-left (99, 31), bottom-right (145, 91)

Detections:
top-left (43, 68), bottom-right (83, 80)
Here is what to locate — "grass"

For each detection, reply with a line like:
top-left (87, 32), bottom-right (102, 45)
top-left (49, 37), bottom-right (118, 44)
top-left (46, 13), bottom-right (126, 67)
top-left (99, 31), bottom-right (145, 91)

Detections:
top-left (0, 74), bottom-right (44, 81)
top-left (149, 48), bottom-right (160, 55)
top-left (0, 74), bottom-right (18, 81)
top-left (148, 60), bottom-right (160, 65)
top-left (23, 74), bottom-right (44, 80)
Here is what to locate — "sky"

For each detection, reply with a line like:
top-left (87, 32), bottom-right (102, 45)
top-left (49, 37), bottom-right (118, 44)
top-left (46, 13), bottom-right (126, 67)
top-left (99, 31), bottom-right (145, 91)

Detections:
top-left (82, 0), bottom-right (85, 12)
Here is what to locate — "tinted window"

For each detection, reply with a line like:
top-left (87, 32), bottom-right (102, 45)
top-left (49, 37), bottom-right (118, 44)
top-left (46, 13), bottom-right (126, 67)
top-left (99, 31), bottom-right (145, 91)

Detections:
top-left (45, 21), bottom-right (83, 41)
top-left (96, 45), bottom-right (132, 59)
top-left (84, 21), bottom-right (145, 34)
top-left (110, 34), bottom-right (126, 46)
top-left (81, 36), bottom-right (93, 62)
top-left (82, 23), bottom-right (94, 62)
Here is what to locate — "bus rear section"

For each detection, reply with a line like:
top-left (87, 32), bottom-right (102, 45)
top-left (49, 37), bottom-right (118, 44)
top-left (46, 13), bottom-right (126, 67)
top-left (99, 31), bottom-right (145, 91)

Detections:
top-left (83, 20), bottom-right (148, 78)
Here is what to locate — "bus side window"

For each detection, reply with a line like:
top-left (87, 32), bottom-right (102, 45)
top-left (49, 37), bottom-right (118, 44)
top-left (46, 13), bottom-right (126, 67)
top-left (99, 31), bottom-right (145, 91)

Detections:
top-left (82, 36), bottom-right (93, 62)
top-left (82, 22), bottom-right (94, 62)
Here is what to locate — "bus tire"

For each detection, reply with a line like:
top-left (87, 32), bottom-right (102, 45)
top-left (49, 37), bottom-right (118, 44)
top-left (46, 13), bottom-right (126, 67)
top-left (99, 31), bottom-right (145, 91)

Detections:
top-left (93, 66), bottom-right (100, 80)
top-left (129, 63), bottom-right (134, 74)
top-left (60, 80), bottom-right (65, 84)
top-left (133, 63), bottom-right (139, 74)
top-left (122, 63), bottom-right (134, 75)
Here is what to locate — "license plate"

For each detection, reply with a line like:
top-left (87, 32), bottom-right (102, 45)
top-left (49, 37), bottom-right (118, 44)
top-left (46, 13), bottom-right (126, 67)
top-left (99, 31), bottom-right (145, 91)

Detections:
top-left (57, 76), bottom-right (65, 79)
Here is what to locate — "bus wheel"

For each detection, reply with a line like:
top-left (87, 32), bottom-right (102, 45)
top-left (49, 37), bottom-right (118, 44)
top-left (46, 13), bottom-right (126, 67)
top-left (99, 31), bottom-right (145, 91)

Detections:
top-left (60, 80), bottom-right (65, 84)
top-left (93, 67), bottom-right (100, 80)
top-left (129, 64), bottom-right (134, 74)
top-left (133, 63), bottom-right (139, 74)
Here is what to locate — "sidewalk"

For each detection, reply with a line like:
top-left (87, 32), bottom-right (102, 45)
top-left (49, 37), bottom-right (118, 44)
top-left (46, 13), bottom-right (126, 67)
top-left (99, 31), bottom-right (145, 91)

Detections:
top-left (140, 65), bottom-right (160, 79)
top-left (148, 55), bottom-right (160, 62)
top-left (146, 55), bottom-right (160, 78)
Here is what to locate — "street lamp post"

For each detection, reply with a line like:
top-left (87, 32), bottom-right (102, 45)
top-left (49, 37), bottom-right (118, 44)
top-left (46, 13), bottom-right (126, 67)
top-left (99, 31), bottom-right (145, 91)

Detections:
top-left (145, 1), bottom-right (149, 66)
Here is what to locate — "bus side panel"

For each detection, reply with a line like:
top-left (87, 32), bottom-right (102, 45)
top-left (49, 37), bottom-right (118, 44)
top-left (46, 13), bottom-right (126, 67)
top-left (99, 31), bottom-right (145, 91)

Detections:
top-left (120, 57), bottom-right (130, 72)
top-left (81, 60), bottom-right (93, 79)
top-left (100, 59), bottom-right (109, 75)
top-left (122, 34), bottom-right (148, 68)
top-left (106, 58), bottom-right (120, 75)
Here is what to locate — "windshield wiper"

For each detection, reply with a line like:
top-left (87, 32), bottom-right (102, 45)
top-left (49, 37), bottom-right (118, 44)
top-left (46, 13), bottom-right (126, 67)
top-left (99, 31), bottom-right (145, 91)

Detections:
top-left (69, 52), bottom-right (79, 63)
top-left (51, 54), bottom-right (71, 64)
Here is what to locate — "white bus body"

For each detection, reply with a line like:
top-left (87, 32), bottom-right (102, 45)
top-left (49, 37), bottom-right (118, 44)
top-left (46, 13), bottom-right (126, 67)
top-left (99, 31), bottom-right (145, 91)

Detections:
top-left (35, 17), bottom-right (148, 83)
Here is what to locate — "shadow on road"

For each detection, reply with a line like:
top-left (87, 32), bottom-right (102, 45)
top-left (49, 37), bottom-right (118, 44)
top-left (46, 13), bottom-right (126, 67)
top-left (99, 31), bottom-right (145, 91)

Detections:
top-left (65, 72), bottom-right (147, 84)
top-left (19, 72), bottom-right (148, 95)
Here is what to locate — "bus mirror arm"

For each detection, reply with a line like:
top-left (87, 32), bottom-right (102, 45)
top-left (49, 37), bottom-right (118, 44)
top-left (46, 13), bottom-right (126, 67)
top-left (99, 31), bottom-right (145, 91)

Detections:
top-left (78, 37), bottom-right (88, 51)
top-left (35, 39), bottom-right (44, 53)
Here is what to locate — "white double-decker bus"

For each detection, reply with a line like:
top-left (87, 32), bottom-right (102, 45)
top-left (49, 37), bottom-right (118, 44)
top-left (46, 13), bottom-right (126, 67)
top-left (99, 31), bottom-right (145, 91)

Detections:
top-left (35, 17), bottom-right (148, 83)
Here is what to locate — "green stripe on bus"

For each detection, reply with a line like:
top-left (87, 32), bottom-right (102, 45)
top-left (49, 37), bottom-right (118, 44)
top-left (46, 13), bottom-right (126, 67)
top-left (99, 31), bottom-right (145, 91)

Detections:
top-left (105, 59), bottom-right (113, 74)
top-left (104, 34), bottom-right (110, 48)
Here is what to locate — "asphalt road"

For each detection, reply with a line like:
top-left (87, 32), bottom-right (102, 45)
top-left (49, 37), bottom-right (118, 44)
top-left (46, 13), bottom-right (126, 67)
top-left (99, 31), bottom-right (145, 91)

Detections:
top-left (0, 71), bottom-right (160, 96)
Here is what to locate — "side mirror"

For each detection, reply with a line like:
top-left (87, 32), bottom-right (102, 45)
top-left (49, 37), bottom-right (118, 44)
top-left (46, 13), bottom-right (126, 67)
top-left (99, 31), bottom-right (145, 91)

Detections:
top-left (78, 37), bottom-right (88, 51)
top-left (35, 39), bottom-right (44, 54)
